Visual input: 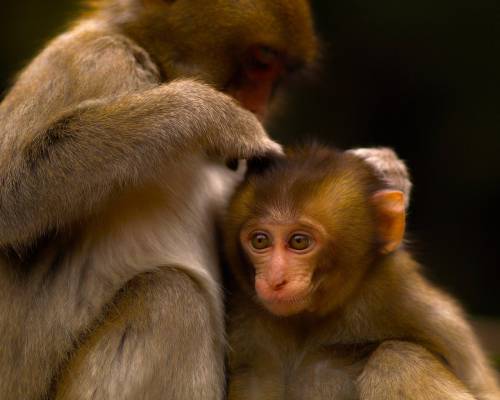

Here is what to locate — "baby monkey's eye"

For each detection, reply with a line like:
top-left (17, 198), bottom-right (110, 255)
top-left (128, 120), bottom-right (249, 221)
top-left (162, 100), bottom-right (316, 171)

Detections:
top-left (250, 233), bottom-right (271, 250)
top-left (288, 234), bottom-right (313, 251)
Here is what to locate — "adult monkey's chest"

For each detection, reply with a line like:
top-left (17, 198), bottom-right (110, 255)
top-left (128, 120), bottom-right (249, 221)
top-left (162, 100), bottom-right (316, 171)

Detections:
top-left (0, 156), bottom-right (241, 318)
top-left (86, 155), bottom-right (242, 288)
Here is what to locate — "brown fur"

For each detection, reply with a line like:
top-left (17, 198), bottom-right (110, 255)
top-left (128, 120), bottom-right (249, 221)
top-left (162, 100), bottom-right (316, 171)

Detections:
top-left (0, 1), bottom-right (316, 398)
top-left (224, 145), bottom-right (500, 400)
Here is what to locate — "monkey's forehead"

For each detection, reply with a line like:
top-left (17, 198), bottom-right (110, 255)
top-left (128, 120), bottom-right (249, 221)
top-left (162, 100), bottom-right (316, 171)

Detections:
top-left (241, 215), bottom-right (328, 236)
top-left (251, 168), bottom-right (368, 205)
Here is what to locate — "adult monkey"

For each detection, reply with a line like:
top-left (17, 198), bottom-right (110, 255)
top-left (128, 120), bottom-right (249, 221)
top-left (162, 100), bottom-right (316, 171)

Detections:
top-left (0, 1), bottom-right (408, 399)
top-left (0, 1), bottom-right (315, 399)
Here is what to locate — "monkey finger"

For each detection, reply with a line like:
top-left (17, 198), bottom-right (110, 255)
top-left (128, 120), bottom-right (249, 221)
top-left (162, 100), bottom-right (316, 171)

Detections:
top-left (246, 137), bottom-right (283, 158)
top-left (245, 151), bottom-right (284, 176)
top-left (263, 139), bottom-right (285, 157)
top-left (224, 137), bottom-right (283, 162)
top-left (225, 158), bottom-right (240, 171)
top-left (225, 142), bottom-right (283, 172)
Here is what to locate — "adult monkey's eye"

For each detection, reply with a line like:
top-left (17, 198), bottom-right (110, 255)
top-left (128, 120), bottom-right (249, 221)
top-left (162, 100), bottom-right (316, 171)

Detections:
top-left (250, 233), bottom-right (271, 250)
top-left (288, 234), bottom-right (312, 251)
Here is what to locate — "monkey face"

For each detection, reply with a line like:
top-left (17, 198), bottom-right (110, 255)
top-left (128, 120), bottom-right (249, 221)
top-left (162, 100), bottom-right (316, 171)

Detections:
top-left (124, 0), bottom-right (318, 119)
top-left (226, 146), bottom-right (408, 318)
top-left (239, 218), bottom-right (326, 316)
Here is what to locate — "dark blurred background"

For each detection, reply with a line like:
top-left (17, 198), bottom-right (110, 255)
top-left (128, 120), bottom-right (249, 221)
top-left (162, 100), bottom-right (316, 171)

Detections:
top-left (0, 1), bottom-right (498, 319)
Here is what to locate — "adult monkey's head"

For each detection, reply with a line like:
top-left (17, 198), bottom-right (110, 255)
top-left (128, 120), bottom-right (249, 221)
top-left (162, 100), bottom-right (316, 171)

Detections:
top-left (90, 0), bottom-right (318, 120)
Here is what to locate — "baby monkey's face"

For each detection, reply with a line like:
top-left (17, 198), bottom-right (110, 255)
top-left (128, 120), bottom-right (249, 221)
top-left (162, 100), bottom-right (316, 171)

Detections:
top-left (229, 148), bottom-right (406, 318)
top-left (240, 217), bottom-right (326, 316)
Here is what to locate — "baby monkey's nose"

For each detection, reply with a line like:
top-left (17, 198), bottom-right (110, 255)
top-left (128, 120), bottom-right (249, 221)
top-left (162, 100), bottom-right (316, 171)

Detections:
top-left (269, 278), bottom-right (288, 291)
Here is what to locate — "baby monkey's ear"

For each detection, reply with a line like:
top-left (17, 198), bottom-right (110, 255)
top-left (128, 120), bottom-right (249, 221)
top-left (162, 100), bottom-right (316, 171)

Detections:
top-left (245, 153), bottom-right (283, 178)
top-left (371, 190), bottom-right (406, 254)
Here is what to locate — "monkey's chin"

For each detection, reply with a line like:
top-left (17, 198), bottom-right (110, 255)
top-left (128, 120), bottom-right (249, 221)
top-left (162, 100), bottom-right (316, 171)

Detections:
top-left (260, 297), bottom-right (311, 317)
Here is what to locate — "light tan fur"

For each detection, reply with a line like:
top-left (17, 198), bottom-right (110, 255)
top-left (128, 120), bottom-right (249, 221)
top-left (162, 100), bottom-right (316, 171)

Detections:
top-left (0, 1), bottom-right (417, 398)
top-left (0, 1), bottom-right (317, 398)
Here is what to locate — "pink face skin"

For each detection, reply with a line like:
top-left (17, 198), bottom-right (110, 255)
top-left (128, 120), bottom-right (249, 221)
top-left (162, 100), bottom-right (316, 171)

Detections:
top-left (240, 218), bottom-right (326, 316)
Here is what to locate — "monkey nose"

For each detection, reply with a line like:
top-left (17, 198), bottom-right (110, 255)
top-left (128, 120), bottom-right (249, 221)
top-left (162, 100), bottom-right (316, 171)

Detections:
top-left (268, 278), bottom-right (288, 291)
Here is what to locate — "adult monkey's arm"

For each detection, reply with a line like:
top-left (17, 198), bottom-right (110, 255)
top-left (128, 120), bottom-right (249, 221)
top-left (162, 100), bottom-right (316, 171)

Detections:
top-left (0, 33), bottom-right (277, 249)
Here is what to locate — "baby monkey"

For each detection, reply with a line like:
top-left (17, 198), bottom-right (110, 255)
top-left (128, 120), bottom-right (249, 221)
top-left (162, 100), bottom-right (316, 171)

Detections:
top-left (224, 145), bottom-right (499, 400)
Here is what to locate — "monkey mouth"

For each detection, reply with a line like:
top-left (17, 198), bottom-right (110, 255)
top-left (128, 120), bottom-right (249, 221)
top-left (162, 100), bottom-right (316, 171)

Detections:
top-left (257, 289), bottom-right (313, 315)
top-left (260, 295), bottom-right (312, 317)
top-left (263, 293), bottom-right (310, 305)
top-left (226, 79), bottom-right (279, 120)
top-left (255, 278), bottom-right (321, 316)
top-left (225, 46), bottom-right (287, 119)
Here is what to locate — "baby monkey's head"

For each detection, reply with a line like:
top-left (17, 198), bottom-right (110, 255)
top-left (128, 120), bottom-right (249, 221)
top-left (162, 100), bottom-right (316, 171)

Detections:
top-left (224, 145), bottom-right (406, 317)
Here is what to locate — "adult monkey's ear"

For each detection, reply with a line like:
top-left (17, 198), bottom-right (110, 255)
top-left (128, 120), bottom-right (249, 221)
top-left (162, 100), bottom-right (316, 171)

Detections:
top-left (371, 190), bottom-right (406, 254)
